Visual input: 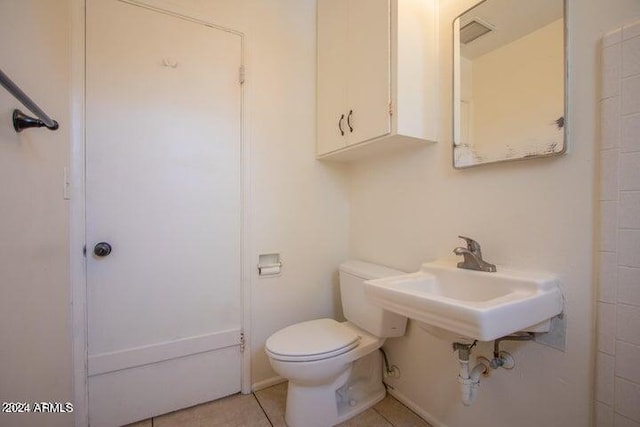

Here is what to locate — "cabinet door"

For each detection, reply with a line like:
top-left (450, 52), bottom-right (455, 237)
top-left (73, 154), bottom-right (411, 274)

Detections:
top-left (346, 0), bottom-right (391, 145)
top-left (317, 0), bottom-right (348, 155)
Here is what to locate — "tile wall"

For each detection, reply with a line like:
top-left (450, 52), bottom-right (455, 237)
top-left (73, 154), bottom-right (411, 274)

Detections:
top-left (596, 18), bottom-right (640, 427)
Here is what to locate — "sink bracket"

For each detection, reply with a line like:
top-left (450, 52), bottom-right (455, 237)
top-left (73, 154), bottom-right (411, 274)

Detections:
top-left (489, 332), bottom-right (534, 369)
top-left (493, 332), bottom-right (534, 358)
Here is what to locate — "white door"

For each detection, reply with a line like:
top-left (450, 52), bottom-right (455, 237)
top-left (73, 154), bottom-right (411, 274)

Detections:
top-left (85, 1), bottom-right (243, 426)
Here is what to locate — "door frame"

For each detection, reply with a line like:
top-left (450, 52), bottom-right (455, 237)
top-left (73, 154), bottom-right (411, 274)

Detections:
top-left (70, 1), bottom-right (252, 424)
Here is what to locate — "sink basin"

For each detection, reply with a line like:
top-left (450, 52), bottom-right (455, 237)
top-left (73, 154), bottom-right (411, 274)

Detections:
top-left (364, 259), bottom-right (563, 341)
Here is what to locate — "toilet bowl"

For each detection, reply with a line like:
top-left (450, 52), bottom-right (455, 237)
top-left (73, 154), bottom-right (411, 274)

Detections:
top-left (265, 261), bottom-right (407, 427)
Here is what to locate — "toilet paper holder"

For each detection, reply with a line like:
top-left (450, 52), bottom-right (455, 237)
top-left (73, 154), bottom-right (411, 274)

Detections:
top-left (258, 253), bottom-right (282, 277)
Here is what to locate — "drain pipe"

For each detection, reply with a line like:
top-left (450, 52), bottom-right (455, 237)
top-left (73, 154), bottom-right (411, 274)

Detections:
top-left (453, 342), bottom-right (489, 406)
top-left (452, 333), bottom-right (535, 406)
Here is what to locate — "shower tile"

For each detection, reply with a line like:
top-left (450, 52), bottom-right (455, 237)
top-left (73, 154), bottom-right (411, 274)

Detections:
top-left (615, 378), bottom-right (640, 423)
top-left (601, 150), bottom-right (620, 201)
top-left (618, 267), bottom-right (640, 307)
top-left (602, 97), bottom-right (620, 150)
top-left (616, 341), bottom-right (640, 384)
top-left (621, 114), bottom-right (640, 153)
top-left (600, 202), bottom-right (618, 252)
top-left (596, 401), bottom-right (614, 427)
top-left (623, 21), bottom-right (640, 41)
top-left (604, 28), bottom-right (622, 47)
top-left (620, 192), bottom-right (640, 229)
top-left (597, 351), bottom-right (615, 405)
top-left (618, 230), bottom-right (640, 268)
top-left (598, 302), bottom-right (616, 355)
top-left (603, 44), bottom-right (621, 99)
top-left (620, 153), bottom-right (640, 191)
top-left (616, 304), bottom-right (640, 346)
top-left (615, 413), bottom-right (640, 427)
top-left (622, 75), bottom-right (640, 115)
top-left (599, 252), bottom-right (617, 303)
top-left (622, 36), bottom-right (640, 78)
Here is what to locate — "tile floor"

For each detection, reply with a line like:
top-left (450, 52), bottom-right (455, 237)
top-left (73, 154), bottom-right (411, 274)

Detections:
top-left (125, 382), bottom-right (432, 427)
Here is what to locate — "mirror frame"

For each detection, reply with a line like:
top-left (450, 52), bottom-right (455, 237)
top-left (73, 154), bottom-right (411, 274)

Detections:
top-left (452, 0), bottom-right (569, 169)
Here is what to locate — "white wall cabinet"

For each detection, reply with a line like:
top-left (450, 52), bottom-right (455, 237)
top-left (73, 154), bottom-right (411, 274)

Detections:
top-left (317, 0), bottom-right (438, 161)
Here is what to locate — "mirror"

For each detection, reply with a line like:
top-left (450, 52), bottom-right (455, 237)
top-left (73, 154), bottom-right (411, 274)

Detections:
top-left (453, 0), bottom-right (566, 168)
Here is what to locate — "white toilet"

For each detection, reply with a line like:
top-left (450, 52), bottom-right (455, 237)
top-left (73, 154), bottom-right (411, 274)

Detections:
top-left (265, 261), bottom-right (408, 427)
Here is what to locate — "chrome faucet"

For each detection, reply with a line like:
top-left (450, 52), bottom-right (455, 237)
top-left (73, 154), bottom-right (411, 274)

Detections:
top-left (453, 236), bottom-right (497, 272)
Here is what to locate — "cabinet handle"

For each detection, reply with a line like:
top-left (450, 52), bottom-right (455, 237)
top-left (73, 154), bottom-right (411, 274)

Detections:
top-left (338, 114), bottom-right (345, 136)
top-left (347, 110), bottom-right (353, 133)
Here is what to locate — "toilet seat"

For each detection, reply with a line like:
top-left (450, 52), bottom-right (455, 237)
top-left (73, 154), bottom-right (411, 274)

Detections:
top-left (265, 318), bottom-right (360, 362)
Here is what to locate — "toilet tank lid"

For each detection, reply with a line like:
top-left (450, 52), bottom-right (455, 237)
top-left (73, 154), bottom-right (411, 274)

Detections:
top-left (339, 260), bottom-right (405, 280)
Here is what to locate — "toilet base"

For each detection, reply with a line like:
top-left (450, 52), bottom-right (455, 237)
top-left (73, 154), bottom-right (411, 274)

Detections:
top-left (335, 386), bottom-right (385, 425)
top-left (285, 351), bottom-right (385, 427)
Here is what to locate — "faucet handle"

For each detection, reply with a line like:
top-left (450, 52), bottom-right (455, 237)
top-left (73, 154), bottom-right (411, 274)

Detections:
top-left (458, 236), bottom-right (482, 255)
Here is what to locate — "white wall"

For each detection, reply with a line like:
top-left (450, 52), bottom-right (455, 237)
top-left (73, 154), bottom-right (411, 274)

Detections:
top-left (348, 0), bottom-right (640, 426)
top-left (595, 18), bottom-right (640, 427)
top-left (124, 0), bottom-right (351, 386)
top-left (0, 1), bottom-right (73, 427)
top-left (242, 0), bottom-right (350, 382)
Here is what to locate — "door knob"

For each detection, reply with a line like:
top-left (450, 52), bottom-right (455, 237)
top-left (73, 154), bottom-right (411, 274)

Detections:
top-left (94, 242), bottom-right (112, 257)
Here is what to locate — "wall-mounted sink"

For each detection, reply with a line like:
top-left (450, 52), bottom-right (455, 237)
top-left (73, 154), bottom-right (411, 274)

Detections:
top-left (364, 259), bottom-right (563, 341)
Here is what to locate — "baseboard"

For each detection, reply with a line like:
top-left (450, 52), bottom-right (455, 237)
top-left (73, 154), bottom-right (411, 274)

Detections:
top-left (386, 386), bottom-right (447, 427)
top-left (252, 375), bottom-right (286, 392)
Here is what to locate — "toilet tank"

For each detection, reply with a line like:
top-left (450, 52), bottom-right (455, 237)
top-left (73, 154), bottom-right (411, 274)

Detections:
top-left (339, 260), bottom-right (407, 337)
